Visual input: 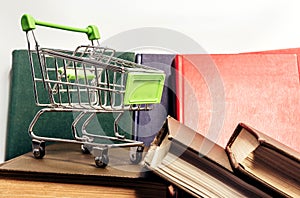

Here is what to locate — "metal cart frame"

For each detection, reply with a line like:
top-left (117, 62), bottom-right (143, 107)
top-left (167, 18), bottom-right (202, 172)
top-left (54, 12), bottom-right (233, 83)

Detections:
top-left (21, 14), bottom-right (165, 167)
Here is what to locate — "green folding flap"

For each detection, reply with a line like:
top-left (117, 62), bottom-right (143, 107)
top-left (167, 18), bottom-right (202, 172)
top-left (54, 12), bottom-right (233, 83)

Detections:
top-left (124, 73), bottom-right (165, 105)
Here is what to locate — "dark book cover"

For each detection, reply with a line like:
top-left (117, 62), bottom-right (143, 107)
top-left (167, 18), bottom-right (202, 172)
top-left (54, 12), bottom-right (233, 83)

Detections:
top-left (134, 54), bottom-right (175, 147)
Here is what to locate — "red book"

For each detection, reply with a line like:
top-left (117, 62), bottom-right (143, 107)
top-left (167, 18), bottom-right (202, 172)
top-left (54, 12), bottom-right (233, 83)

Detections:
top-left (243, 47), bottom-right (300, 78)
top-left (175, 54), bottom-right (300, 152)
top-left (244, 47), bottom-right (300, 55)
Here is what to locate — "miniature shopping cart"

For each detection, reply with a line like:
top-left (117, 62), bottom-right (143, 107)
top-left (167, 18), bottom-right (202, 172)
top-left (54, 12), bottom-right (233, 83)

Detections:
top-left (21, 14), bottom-right (165, 167)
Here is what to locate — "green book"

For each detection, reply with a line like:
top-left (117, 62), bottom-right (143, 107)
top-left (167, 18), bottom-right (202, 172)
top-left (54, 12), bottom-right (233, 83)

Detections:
top-left (5, 49), bottom-right (135, 160)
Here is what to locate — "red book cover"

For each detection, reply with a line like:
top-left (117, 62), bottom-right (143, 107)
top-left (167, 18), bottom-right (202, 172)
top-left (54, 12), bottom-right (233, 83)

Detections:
top-left (175, 54), bottom-right (300, 152)
top-left (243, 47), bottom-right (300, 78)
top-left (244, 47), bottom-right (300, 55)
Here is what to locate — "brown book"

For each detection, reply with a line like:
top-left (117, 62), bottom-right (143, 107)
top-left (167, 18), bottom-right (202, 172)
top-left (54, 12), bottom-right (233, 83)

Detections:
top-left (226, 123), bottom-right (300, 197)
top-left (144, 116), bottom-right (270, 197)
top-left (0, 143), bottom-right (167, 197)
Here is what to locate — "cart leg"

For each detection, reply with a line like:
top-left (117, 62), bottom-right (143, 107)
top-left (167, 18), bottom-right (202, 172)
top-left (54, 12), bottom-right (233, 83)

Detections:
top-left (114, 112), bottom-right (125, 139)
top-left (73, 111), bottom-right (101, 154)
top-left (29, 109), bottom-right (46, 159)
top-left (80, 112), bottom-right (97, 154)
top-left (80, 144), bottom-right (91, 154)
top-left (81, 112), bottom-right (97, 136)
top-left (28, 108), bottom-right (47, 140)
top-left (130, 145), bottom-right (144, 164)
top-left (92, 147), bottom-right (109, 168)
top-left (71, 111), bottom-right (93, 154)
top-left (71, 111), bottom-right (87, 141)
top-left (32, 139), bottom-right (46, 159)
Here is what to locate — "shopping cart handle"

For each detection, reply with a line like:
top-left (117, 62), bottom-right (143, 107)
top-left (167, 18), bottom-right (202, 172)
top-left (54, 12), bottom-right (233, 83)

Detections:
top-left (21, 14), bottom-right (100, 40)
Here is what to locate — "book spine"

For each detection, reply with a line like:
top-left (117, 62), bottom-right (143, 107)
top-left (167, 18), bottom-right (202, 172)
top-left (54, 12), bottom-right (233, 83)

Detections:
top-left (175, 55), bottom-right (184, 123)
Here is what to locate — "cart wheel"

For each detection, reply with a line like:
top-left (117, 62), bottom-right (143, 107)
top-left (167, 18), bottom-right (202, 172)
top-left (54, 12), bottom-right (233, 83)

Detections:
top-left (130, 146), bottom-right (144, 164)
top-left (33, 147), bottom-right (45, 159)
top-left (32, 140), bottom-right (45, 159)
top-left (81, 145), bottom-right (91, 154)
top-left (95, 155), bottom-right (109, 168)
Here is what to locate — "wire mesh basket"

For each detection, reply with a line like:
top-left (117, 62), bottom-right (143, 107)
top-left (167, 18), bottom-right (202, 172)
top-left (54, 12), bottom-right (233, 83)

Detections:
top-left (21, 14), bottom-right (165, 167)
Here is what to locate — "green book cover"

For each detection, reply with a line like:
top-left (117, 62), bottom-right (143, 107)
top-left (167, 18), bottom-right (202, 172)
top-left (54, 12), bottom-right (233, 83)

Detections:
top-left (5, 49), bottom-right (135, 160)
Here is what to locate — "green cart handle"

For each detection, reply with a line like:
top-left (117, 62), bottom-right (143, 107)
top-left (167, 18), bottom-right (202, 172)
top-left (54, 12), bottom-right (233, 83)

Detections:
top-left (21, 14), bottom-right (100, 40)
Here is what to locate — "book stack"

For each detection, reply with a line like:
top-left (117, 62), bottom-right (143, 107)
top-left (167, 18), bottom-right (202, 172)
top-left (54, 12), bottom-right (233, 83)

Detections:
top-left (144, 116), bottom-right (300, 197)
top-left (4, 49), bottom-right (300, 197)
top-left (138, 50), bottom-right (300, 197)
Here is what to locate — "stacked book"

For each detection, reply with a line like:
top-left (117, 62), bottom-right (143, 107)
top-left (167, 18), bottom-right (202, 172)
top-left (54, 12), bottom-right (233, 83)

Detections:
top-left (138, 49), bottom-right (300, 197)
top-left (144, 116), bottom-right (300, 197)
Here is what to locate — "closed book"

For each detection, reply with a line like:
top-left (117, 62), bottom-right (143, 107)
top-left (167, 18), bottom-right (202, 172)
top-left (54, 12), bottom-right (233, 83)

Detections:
top-left (6, 50), bottom-right (135, 160)
top-left (144, 116), bottom-right (270, 197)
top-left (174, 54), bottom-right (300, 152)
top-left (0, 142), bottom-right (167, 197)
top-left (134, 54), bottom-right (175, 146)
top-left (226, 123), bottom-right (300, 197)
top-left (243, 47), bottom-right (300, 79)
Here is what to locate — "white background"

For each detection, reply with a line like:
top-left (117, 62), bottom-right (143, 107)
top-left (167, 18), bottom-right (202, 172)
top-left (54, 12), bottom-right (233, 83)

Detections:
top-left (1, 0), bottom-right (300, 162)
